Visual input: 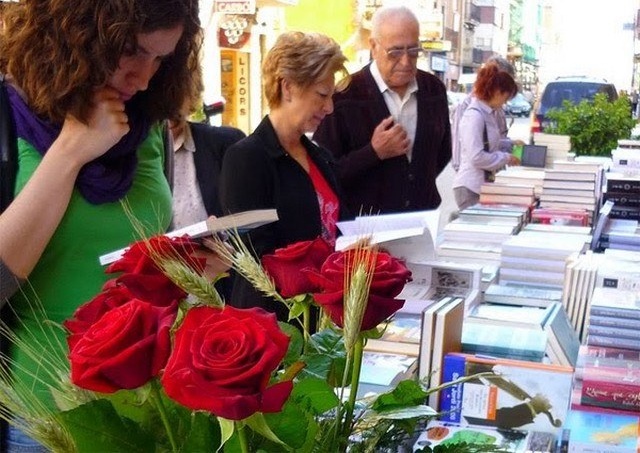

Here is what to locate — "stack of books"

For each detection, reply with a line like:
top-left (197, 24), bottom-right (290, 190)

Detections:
top-left (611, 143), bottom-right (640, 177)
top-left (573, 343), bottom-right (640, 415)
top-left (463, 301), bottom-right (580, 366)
top-left (538, 165), bottom-right (601, 222)
top-left (493, 167), bottom-right (546, 197)
top-left (532, 132), bottom-right (572, 167)
top-left (603, 174), bottom-right (640, 222)
top-left (478, 182), bottom-right (537, 208)
top-left (562, 251), bottom-right (603, 342)
top-left (585, 286), bottom-right (640, 353)
top-left (499, 229), bottom-right (591, 290)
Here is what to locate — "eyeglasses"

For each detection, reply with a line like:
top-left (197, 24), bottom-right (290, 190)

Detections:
top-left (382, 45), bottom-right (424, 61)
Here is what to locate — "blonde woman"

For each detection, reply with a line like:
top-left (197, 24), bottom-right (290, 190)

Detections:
top-left (219, 31), bottom-right (350, 317)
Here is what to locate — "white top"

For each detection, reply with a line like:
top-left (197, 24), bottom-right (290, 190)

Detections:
top-left (171, 123), bottom-right (208, 229)
top-left (452, 98), bottom-right (513, 194)
top-left (370, 61), bottom-right (418, 161)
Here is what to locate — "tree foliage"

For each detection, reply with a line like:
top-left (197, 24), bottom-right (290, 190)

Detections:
top-left (545, 93), bottom-right (635, 156)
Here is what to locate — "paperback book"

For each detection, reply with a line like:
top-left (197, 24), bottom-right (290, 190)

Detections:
top-left (438, 353), bottom-right (573, 433)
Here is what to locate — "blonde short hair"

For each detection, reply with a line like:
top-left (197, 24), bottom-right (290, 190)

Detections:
top-left (262, 31), bottom-right (349, 109)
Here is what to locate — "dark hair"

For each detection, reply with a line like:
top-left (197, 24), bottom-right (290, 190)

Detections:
top-left (0, 0), bottom-right (202, 123)
top-left (474, 62), bottom-right (518, 102)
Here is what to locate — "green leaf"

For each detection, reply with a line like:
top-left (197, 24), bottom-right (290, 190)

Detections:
top-left (262, 398), bottom-right (318, 452)
top-left (288, 300), bottom-right (306, 320)
top-left (373, 405), bottom-right (437, 420)
top-left (181, 411), bottom-right (222, 452)
top-left (277, 321), bottom-right (304, 366)
top-left (371, 379), bottom-right (429, 412)
top-left (58, 399), bottom-right (155, 452)
top-left (301, 328), bottom-right (348, 385)
top-left (245, 412), bottom-right (286, 445)
top-left (291, 378), bottom-right (339, 415)
top-left (218, 417), bottom-right (235, 452)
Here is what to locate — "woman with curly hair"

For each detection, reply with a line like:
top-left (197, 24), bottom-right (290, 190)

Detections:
top-left (0, 0), bottom-right (201, 450)
top-left (452, 61), bottom-right (521, 210)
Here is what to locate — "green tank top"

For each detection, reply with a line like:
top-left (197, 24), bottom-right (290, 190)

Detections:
top-left (9, 124), bottom-right (172, 409)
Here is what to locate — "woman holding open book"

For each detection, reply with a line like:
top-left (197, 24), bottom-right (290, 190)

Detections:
top-left (452, 62), bottom-right (521, 210)
top-left (219, 31), bottom-right (351, 319)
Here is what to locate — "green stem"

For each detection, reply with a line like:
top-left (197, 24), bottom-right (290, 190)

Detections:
top-left (150, 380), bottom-right (178, 453)
top-left (302, 302), bottom-right (311, 354)
top-left (237, 422), bottom-right (250, 453)
top-left (343, 335), bottom-right (364, 439)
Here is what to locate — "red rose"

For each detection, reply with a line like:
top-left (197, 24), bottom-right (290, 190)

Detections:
top-left (114, 273), bottom-right (186, 307)
top-left (65, 281), bottom-right (136, 351)
top-left (305, 250), bottom-right (412, 331)
top-left (161, 306), bottom-right (292, 421)
top-left (106, 235), bottom-right (205, 276)
top-left (69, 299), bottom-right (176, 393)
top-left (261, 238), bottom-right (333, 298)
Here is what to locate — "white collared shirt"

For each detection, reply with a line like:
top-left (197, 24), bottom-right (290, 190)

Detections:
top-left (370, 61), bottom-right (419, 161)
top-left (171, 123), bottom-right (208, 229)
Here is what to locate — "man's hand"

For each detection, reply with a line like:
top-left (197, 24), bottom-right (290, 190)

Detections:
top-left (371, 116), bottom-right (411, 160)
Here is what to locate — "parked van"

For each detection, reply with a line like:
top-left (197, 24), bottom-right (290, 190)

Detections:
top-left (530, 76), bottom-right (617, 137)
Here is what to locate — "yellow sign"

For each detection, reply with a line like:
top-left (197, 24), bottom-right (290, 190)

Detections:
top-left (421, 40), bottom-right (452, 52)
top-left (220, 50), bottom-right (250, 134)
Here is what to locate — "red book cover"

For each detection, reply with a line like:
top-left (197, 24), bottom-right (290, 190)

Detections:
top-left (581, 379), bottom-right (640, 412)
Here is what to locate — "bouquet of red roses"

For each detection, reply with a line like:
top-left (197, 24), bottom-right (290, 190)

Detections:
top-left (0, 232), bottom-right (485, 452)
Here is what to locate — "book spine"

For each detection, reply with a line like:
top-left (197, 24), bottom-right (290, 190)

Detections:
top-left (589, 305), bottom-right (640, 321)
top-left (581, 379), bottom-right (640, 411)
top-left (437, 354), bottom-right (466, 424)
top-left (609, 206), bottom-right (640, 221)
top-left (553, 428), bottom-right (569, 453)
top-left (603, 191), bottom-right (640, 207)
top-left (587, 324), bottom-right (640, 341)
top-left (587, 334), bottom-right (640, 351)
top-left (607, 179), bottom-right (640, 194)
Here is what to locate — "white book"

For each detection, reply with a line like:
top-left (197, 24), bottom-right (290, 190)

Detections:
top-left (99, 209), bottom-right (278, 266)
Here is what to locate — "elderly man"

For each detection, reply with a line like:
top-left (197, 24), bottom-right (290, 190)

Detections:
top-left (314, 5), bottom-right (451, 214)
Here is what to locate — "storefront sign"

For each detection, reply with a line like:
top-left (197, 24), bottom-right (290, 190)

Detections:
top-left (220, 50), bottom-right (250, 134)
top-left (214, 0), bottom-right (256, 14)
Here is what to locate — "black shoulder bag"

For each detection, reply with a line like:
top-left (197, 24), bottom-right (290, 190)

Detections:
top-left (0, 74), bottom-right (17, 214)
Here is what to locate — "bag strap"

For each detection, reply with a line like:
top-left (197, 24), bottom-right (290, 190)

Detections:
top-left (161, 120), bottom-right (174, 193)
top-left (0, 74), bottom-right (17, 213)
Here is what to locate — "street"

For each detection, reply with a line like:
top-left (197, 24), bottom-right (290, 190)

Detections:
top-left (435, 116), bottom-right (532, 233)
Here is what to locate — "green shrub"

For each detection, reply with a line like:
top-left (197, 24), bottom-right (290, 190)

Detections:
top-left (545, 93), bottom-right (636, 156)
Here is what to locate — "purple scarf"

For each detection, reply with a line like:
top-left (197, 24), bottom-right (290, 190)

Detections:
top-left (7, 85), bottom-right (150, 204)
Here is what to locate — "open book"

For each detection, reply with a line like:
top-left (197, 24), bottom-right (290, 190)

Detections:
top-left (99, 209), bottom-right (278, 266)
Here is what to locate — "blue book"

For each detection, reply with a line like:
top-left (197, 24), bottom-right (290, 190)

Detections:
top-left (438, 353), bottom-right (466, 423)
top-left (564, 409), bottom-right (640, 452)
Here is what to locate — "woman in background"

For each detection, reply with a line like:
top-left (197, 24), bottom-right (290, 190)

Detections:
top-left (452, 62), bottom-right (521, 210)
top-left (219, 31), bottom-right (350, 319)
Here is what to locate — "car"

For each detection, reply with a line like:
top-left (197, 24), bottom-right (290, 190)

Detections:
top-left (531, 76), bottom-right (617, 136)
top-left (504, 93), bottom-right (531, 117)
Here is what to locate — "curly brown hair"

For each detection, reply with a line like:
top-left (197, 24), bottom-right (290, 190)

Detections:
top-left (473, 62), bottom-right (518, 102)
top-left (0, 0), bottom-right (202, 124)
top-left (262, 31), bottom-right (349, 109)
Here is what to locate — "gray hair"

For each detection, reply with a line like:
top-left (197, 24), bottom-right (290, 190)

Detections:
top-left (485, 56), bottom-right (515, 77)
top-left (370, 6), bottom-right (419, 40)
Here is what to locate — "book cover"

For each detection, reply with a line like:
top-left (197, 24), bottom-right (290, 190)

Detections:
top-left (543, 303), bottom-right (581, 368)
top-left (542, 179), bottom-right (596, 191)
top-left (364, 312), bottom-right (422, 356)
top-left (438, 353), bottom-right (573, 433)
top-left (610, 206), bottom-right (640, 221)
top-left (587, 324), bottom-right (640, 341)
top-left (589, 314), bottom-right (640, 330)
top-left (564, 409), bottom-right (640, 452)
top-left (544, 169), bottom-right (597, 182)
top-left (478, 193), bottom-right (536, 206)
top-left (480, 183), bottom-right (535, 197)
top-left (467, 303), bottom-right (554, 330)
top-left (358, 351), bottom-right (418, 397)
top-left (99, 208), bottom-right (278, 265)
